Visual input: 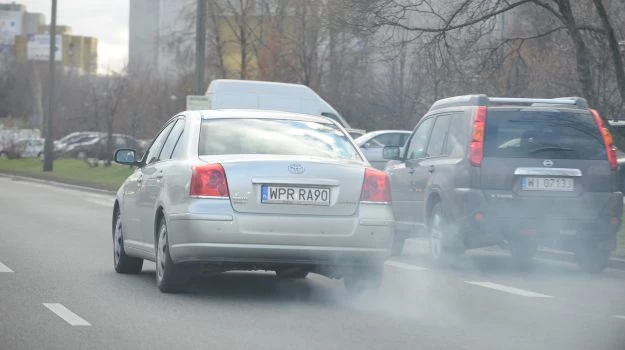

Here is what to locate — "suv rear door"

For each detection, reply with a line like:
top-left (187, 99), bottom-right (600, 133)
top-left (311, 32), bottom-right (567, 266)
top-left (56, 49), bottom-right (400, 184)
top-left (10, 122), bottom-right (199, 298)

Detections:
top-left (480, 107), bottom-right (614, 221)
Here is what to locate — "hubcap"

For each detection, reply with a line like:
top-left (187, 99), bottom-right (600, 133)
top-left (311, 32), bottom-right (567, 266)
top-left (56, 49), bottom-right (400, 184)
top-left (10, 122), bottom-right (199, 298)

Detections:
top-left (114, 216), bottom-right (123, 265)
top-left (156, 225), bottom-right (167, 282)
top-left (430, 211), bottom-right (443, 260)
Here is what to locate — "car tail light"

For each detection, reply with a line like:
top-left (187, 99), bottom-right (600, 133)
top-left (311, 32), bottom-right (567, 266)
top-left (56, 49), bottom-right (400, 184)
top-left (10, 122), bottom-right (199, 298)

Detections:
top-left (590, 109), bottom-right (617, 170)
top-left (469, 106), bottom-right (487, 167)
top-left (360, 168), bottom-right (391, 203)
top-left (190, 163), bottom-right (229, 198)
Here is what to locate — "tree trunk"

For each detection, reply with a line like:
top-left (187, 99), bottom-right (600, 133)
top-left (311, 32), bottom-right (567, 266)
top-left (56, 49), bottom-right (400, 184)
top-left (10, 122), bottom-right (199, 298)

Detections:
top-left (555, 0), bottom-right (598, 108)
top-left (592, 0), bottom-right (625, 112)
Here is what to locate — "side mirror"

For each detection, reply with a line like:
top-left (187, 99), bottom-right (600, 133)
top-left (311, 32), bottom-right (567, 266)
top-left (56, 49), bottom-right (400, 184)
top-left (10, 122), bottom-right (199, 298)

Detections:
top-left (114, 149), bottom-right (138, 166)
top-left (383, 146), bottom-right (401, 160)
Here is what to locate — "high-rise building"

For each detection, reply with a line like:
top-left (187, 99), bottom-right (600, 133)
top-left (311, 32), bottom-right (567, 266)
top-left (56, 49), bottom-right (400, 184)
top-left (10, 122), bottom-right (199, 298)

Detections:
top-left (128, 0), bottom-right (192, 77)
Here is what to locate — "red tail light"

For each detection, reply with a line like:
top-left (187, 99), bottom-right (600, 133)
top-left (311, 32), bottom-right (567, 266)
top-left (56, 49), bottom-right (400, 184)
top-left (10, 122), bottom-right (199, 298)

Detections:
top-left (360, 168), bottom-right (391, 203)
top-left (190, 163), bottom-right (229, 197)
top-left (590, 109), bottom-right (618, 171)
top-left (469, 106), bottom-right (487, 167)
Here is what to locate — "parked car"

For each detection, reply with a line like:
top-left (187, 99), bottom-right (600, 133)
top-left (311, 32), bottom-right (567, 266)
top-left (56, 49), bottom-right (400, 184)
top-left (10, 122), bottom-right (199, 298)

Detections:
top-left (55, 132), bottom-right (104, 156)
top-left (355, 130), bottom-right (411, 170)
top-left (65, 134), bottom-right (139, 160)
top-left (0, 138), bottom-right (44, 159)
top-left (111, 110), bottom-right (393, 293)
top-left (383, 95), bottom-right (623, 273)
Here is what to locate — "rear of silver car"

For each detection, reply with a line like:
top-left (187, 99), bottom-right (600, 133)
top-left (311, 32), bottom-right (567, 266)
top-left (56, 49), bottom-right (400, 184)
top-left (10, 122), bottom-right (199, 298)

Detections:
top-left (166, 116), bottom-right (393, 279)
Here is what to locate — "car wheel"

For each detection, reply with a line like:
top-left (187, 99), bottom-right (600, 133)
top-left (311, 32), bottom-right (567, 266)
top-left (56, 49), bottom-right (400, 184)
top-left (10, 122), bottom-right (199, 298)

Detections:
top-left (275, 268), bottom-right (309, 279)
top-left (575, 240), bottom-right (610, 274)
top-left (155, 218), bottom-right (189, 293)
top-left (509, 237), bottom-right (537, 269)
top-left (113, 211), bottom-right (143, 274)
top-left (390, 236), bottom-right (405, 256)
top-left (343, 265), bottom-right (383, 294)
top-left (429, 202), bottom-right (462, 267)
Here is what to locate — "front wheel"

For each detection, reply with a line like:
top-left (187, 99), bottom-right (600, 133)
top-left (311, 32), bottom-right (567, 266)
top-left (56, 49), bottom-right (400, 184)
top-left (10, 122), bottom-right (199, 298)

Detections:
top-left (113, 211), bottom-right (143, 274)
top-left (155, 219), bottom-right (189, 293)
top-left (429, 202), bottom-right (463, 267)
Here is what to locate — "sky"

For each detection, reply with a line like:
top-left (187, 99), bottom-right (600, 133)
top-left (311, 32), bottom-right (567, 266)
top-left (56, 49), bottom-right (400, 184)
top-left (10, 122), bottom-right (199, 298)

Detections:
top-left (17, 0), bottom-right (129, 73)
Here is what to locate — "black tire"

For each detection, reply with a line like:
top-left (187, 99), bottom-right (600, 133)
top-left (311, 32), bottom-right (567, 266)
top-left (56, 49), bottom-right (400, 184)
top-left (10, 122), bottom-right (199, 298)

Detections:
top-left (509, 237), bottom-right (537, 269)
top-left (113, 211), bottom-right (143, 274)
top-left (155, 218), bottom-right (189, 293)
top-left (428, 202), bottom-right (463, 267)
top-left (390, 237), bottom-right (405, 256)
top-left (576, 241), bottom-right (610, 274)
top-left (343, 265), bottom-right (383, 294)
top-left (276, 268), bottom-right (309, 279)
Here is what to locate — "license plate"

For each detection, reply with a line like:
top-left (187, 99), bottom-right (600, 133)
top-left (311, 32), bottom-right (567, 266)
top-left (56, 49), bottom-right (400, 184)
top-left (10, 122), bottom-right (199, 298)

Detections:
top-left (521, 177), bottom-right (574, 191)
top-left (261, 185), bottom-right (330, 206)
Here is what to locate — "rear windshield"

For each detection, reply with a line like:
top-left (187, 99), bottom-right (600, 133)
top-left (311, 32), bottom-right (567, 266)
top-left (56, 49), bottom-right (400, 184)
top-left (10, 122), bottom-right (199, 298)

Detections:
top-left (483, 109), bottom-right (606, 160)
top-left (199, 118), bottom-right (361, 161)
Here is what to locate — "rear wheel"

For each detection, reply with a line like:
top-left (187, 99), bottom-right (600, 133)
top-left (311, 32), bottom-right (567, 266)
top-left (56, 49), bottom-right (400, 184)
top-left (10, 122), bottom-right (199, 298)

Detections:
top-left (390, 237), bottom-right (405, 256)
top-left (112, 211), bottom-right (143, 274)
top-left (429, 202), bottom-right (462, 267)
top-left (576, 240), bottom-right (610, 274)
top-left (509, 237), bottom-right (537, 268)
top-left (155, 219), bottom-right (190, 293)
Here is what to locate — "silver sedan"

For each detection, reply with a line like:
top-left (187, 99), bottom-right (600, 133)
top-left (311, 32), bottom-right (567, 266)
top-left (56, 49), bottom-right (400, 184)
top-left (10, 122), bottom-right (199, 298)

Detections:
top-left (112, 110), bottom-right (394, 293)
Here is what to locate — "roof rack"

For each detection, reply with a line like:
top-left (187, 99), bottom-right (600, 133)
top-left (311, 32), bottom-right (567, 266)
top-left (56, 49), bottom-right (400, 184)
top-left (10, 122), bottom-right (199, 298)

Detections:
top-left (428, 95), bottom-right (589, 112)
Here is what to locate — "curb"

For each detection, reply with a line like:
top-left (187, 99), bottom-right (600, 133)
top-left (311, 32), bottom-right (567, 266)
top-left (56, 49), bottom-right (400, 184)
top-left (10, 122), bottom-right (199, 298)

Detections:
top-left (536, 249), bottom-right (625, 270)
top-left (0, 172), bottom-right (116, 196)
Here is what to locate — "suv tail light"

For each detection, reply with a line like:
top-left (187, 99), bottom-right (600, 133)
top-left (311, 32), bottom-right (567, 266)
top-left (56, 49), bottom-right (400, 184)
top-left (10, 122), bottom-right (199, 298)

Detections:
top-left (190, 163), bottom-right (229, 197)
top-left (590, 109), bottom-right (617, 171)
top-left (469, 106), bottom-right (487, 166)
top-left (360, 168), bottom-right (391, 203)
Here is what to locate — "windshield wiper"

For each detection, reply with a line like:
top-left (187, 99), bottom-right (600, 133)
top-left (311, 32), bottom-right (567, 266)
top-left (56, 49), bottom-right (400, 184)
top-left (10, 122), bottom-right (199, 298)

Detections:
top-left (528, 146), bottom-right (576, 154)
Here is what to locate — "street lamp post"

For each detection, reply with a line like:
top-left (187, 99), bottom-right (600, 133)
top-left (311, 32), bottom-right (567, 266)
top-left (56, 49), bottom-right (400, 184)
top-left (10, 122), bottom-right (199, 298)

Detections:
top-left (43, 0), bottom-right (58, 172)
top-left (195, 0), bottom-right (206, 95)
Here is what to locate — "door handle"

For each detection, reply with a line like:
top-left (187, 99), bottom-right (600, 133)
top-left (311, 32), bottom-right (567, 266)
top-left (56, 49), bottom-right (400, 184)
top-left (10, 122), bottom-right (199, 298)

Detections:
top-left (428, 165), bottom-right (435, 173)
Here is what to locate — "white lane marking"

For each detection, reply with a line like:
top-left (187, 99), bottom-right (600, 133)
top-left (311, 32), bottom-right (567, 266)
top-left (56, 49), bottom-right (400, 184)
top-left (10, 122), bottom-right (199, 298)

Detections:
top-left (385, 260), bottom-right (428, 271)
top-left (43, 303), bottom-right (91, 326)
top-left (465, 281), bottom-right (553, 298)
top-left (615, 315), bottom-right (625, 320)
top-left (83, 197), bottom-right (115, 207)
top-left (0, 261), bottom-right (13, 273)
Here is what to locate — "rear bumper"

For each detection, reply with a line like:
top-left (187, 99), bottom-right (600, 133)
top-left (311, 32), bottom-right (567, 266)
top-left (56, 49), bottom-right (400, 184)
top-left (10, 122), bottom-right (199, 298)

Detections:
top-left (166, 206), bottom-right (394, 266)
top-left (448, 188), bottom-right (623, 248)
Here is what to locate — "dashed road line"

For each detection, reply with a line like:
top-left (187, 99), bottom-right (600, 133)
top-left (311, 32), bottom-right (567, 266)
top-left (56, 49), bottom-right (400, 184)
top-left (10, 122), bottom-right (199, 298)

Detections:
top-left (615, 315), bottom-right (625, 320)
top-left (43, 303), bottom-right (91, 326)
top-left (0, 261), bottom-right (13, 273)
top-left (465, 281), bottom-right (553, 298)
top-left (385, 260), bottom-right (428, 271)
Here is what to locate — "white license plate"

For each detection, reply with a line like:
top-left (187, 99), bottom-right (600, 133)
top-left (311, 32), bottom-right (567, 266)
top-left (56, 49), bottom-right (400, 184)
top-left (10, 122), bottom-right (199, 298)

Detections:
top-left (261, 185), bottom-right (330, 206)
top-left (521, 177), bottom-right (574, 191)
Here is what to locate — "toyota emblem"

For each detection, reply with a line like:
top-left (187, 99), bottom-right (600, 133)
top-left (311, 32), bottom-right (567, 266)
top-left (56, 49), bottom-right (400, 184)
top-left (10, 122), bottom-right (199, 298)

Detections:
top-left (543, 159), bottom-right (554, 167)
top-left (288, 164), bottom-right (305, 174)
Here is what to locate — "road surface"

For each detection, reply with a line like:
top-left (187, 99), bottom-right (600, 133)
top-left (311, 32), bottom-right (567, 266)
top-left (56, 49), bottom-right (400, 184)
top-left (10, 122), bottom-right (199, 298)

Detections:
top-left (1, 176), bottom-right (624, 350)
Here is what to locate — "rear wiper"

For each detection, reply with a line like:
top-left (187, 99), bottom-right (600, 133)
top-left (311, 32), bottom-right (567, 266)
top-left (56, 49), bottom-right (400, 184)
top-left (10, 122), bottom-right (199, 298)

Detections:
top-left (528, 146), bottom-right (576, 154)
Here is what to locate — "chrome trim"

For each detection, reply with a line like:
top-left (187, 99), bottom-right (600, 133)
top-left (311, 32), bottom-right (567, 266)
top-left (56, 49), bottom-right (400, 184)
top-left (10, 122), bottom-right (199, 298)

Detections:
top-left (251, 177), bottom-right (340, 186)
top-left (514, 167), bottom-right (582, 177)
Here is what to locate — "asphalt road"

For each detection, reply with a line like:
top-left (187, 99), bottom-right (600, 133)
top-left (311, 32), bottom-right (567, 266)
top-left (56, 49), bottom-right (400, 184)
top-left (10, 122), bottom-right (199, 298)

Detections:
top-left (1, 176), bottom-right (625, 350)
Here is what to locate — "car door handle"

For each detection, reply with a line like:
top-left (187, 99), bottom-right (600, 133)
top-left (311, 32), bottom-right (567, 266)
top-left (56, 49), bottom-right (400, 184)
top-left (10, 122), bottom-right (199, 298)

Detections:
top-left (428, 165), bottom-right (435, 173)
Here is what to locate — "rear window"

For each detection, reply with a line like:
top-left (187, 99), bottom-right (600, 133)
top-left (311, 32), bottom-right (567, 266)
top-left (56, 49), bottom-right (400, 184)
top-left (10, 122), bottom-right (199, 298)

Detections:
top-left (483, 109), bottom-right (606, 160)
top-left (199, 118), bottom-right (361, 161)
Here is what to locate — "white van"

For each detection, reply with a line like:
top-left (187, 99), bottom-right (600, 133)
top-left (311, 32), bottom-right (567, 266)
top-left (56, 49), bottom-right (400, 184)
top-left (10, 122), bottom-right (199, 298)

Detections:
top-left (204, 79), bottom-right (365, 136)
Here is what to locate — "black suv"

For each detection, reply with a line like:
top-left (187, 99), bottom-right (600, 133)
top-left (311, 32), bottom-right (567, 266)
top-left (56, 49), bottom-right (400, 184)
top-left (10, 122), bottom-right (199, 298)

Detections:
top-left (384, 95), bottom-right (623, 273)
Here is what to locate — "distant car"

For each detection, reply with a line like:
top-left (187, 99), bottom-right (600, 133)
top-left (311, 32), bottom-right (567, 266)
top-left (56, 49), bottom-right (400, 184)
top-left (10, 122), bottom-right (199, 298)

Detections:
top-left (0, 138), bottom-right (44, 159)
top-left (55, 132), bottom-right (104, 155)
top-left (65, 134), bottom-right (139, 160)
top-left (111, 109), bottom-right (393, 293)
top-left (384, 95), bottom-right (623, 273)
top-left (355, 130), bottom-right (411, 170)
